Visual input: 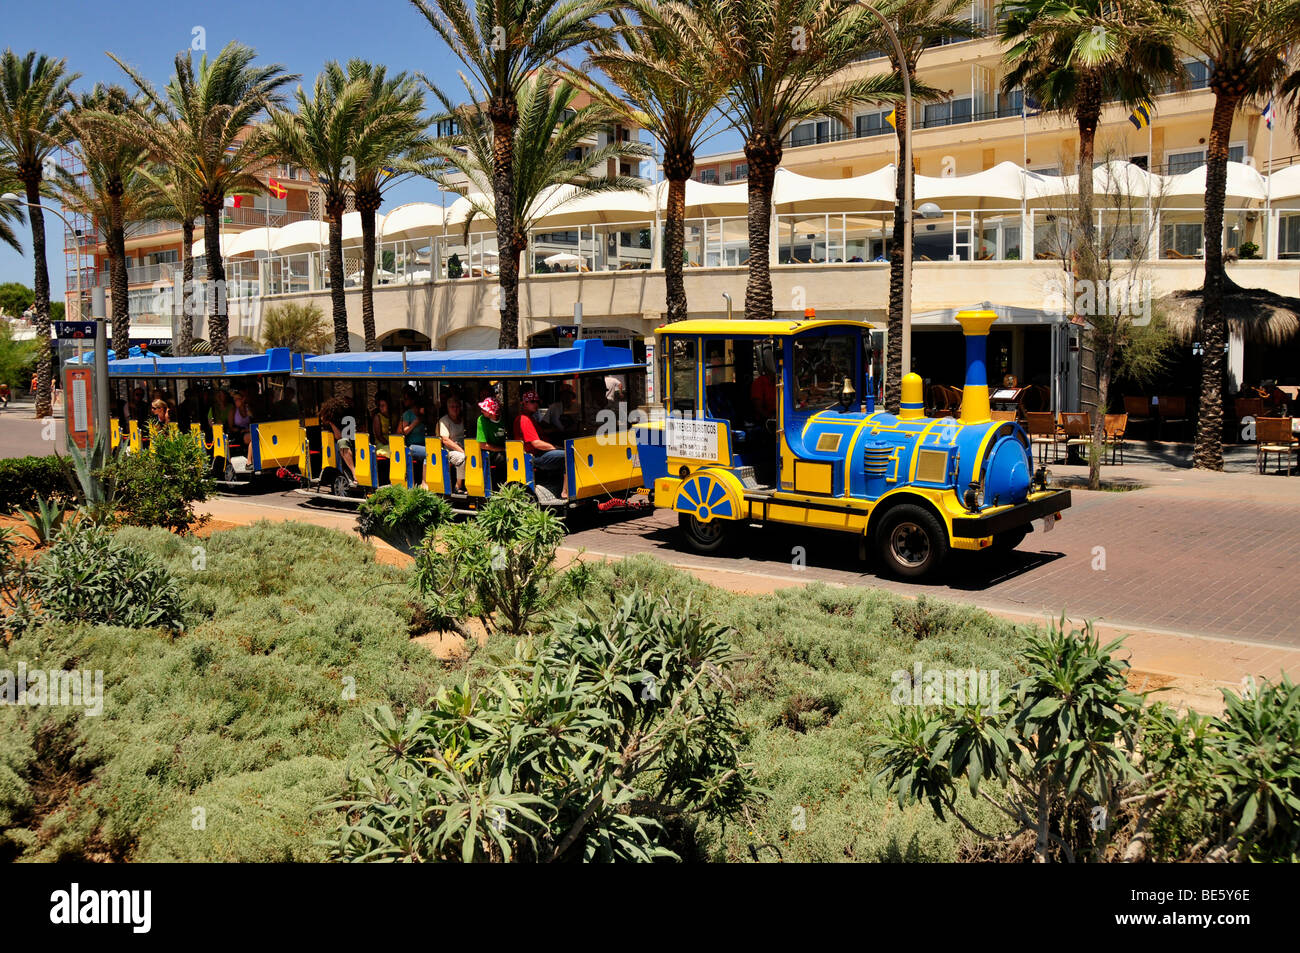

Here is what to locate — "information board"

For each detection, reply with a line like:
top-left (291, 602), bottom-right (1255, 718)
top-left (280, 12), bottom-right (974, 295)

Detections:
top-left (666, 417), bottom-right (721, 463)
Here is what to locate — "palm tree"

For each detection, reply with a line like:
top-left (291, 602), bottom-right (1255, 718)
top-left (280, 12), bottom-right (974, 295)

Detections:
top-left (409, 0), bottom-right (614, 348)
top-left (425, 71), bottom-right (650, 294)
top-left (0, 50), bottom-right (78, 417)
top-left (137, 160), bottom-right (202, 356)
top-left (61, 84), bottom-right (156, 358)
top-left (1000, 1), bottom-right (1182, 272)
top-left (112, 42), bottom-right (294, 355)
top-left (0, 167), bottom-right (25, 253)
top-left (264, 68), bottom-right (370, 354)
top-left (1162, 0), bottom-right (1300, 470)
top-left (692, 0), bottom-right (900, 320)
top-left (869, 0), bottom-right (979, 411)
top-left (337, 60), bottom-right (432, 352)
top-left (584, 1), bottom-right (728, 323)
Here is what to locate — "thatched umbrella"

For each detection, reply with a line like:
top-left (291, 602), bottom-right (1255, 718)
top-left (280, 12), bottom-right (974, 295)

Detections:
top-left (1160, 277), bottom-right (1300, 345)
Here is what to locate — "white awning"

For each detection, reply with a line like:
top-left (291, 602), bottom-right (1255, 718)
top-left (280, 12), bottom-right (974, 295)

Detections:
top-left (918, 161), bottom-right (1030, 207)
top-left (1164, 161), bottom-right (1267, 207)
top-left (773, 166), bottom-right (896, 212)
top-left (272, 219), bottom-right (331, 254)
top-left (191, 232), bottom-right (228, 258)
top-left (380, 202), bottom-right (446, 242)
top-left (226, 226), bottom-right (278, 257)
top-left (1267, 164), bottom-right (1300, 207)
top-left (341, 210), bottom-right (386, 247)
top-left (531, 184), bottom-right (654, 227)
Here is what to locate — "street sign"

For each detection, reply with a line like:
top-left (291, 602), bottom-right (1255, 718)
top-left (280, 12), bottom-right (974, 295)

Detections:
top-left (54, 321), bottom-right (96, 340)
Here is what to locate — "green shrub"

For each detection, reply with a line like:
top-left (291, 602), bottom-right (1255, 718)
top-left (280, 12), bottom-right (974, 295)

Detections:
top-left (19, 494), bottom-right (69, 547)
top-left (331, 592), bottom-right (756, 862)
top-left (105, 428), bottom-right (214, 533)
top-left (414, 483), bottom-right (565, 637)
top-left (0, 455), bottom-right (77, 514)
top-left (356, 484), bottom-right (454, 553)
top-left (30, 524), bottom-right (188, 632)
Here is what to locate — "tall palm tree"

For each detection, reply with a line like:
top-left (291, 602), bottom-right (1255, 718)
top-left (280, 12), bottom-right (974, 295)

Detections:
top-left (137, 160), bottom-right (202, 356)
top-left (338, 60), bottom-right (432, 352)
top-left (263, 68), bottom-right (370, 354)
top-left (0, 50), bottom-right (78, 417)
top-left (1000, 0), bottom-right (1182, 273)
top-left (409, 0), bottom-right (615, 348)
top-left (61, 84), bottom-right (155, 358)
top-left (112, 42), bottom-right (294, 355)
top-left (692, 0), bottom-right (900, 320)
top-left (584, 1), bottom-right (728, 323)
top-left (0, 166), bottom-right (25, 253)
top-left (870, 0), bottom-right (979, 411)
top-left (1162, 0), bottom-right (1300, 470)
top-left (425, 71), bottom-right (650, 299)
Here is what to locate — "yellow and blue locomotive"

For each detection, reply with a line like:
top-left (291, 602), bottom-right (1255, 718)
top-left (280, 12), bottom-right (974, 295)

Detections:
top-left (635, 309), bottom-right (1070, 578)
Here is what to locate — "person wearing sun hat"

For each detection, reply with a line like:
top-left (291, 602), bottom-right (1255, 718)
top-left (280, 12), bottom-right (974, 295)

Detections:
top-left (475, 395), bottom-right (509, 450)
top-left (515, 390), bottom-right (568, 498)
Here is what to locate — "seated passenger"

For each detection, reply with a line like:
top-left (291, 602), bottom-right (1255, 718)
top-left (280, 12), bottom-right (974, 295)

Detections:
top-left (541, 387), bottom-right (578, 439)
top-left (516, 391), bottom-right (567, 498)
top-left (398, 388), bottom-right (427, 460)
top-left (229, 389), bottom-right (254, 455)
top-left (475, 396), bottom-right (509, 485)
top-left (371, 394), bottom-right (394, 458)
top-left (318, 395), bottom-right (357, 484)
top-left (437, 395), bottom-right (468, 492)
top-left (270, 386), bottom-right (300, 420)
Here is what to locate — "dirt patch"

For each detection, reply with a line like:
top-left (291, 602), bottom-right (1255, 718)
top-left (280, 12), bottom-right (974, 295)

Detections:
top-left (0, 513), bottom-right (42, 560)
top-left (193, 519), bottom-right (240, 538)
top-left (411, 617), bottom-right (491, 661)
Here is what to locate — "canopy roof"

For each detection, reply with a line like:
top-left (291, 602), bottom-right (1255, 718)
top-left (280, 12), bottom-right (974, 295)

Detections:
top-left (657, 318), bottom-right (875, 337)
top-left (341, 210), bottom-right (385, 247)
top-left (1268, 164), bottom-right (1300, 203)
top-left (190, 232), bottom-right (228, 258)
top-left (273, 220), bottom-right (331, 254)
top-left (1164, 162), bottom-right (1268, 206)
top-left (918, 161), bottom-right (1031, 207)
top-left (295, 338), bottom-right (642, 379)
top-left (381, 202), bottom-right (446, 242)
top-left (96, 347), bottom-right (299, 378)
top-left (226, 226), bottom-right (277, 258)
top-left (772, 166), bottom-right (896, 212)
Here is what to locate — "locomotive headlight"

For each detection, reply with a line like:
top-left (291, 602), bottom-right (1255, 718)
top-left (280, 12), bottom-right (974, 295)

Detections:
top-left (1034, 466), bottom-right (1050, 491)
top-left (963, 482), bottom-right (981, 511)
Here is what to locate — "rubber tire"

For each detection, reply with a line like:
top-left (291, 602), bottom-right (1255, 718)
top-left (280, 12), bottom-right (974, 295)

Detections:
top-left (332, 474), bottom-right (353, 498)
top-left (992, 526), bottom-right (1029, 553)
top-left (875, 503), bottom-right (949, 580)
top-left (678, 511), bottom-right (732, 555)
top-left (223, 460), bottom-right (237, 482)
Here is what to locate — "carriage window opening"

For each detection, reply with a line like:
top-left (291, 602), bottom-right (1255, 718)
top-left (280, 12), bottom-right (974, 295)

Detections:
top-left (668, 338), bottom-right (697, 415)
top-left (703, 339), bottom-right (736, 387)
top-left (792, 334), bottom-right (857, 411)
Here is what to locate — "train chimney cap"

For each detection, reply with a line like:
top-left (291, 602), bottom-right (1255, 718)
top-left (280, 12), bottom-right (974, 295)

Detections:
top-left (803, 307), bottom-right (816, 318)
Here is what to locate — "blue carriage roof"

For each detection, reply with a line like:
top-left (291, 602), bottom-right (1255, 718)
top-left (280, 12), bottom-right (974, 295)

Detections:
top-left (295, 338), bottom-right (642, 379)
top-left (72, 348), bottom-right (300, 378)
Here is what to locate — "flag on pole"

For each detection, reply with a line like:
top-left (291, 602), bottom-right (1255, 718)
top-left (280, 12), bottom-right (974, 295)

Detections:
top-left (885, 107), bottom-right (897, 130)
top-left (223, 195), bottom-right (247, 209)
top-left (1263, 100), bottom-right (1275, 130)
top-left (1022, 92), bottom-right (1041, 117)
top-left (267, 178), bottom-right (288, 200)
top-left (378, 165), bottom-right (397, 180)
top-left (1128, 102), bottom-right (1152, 130)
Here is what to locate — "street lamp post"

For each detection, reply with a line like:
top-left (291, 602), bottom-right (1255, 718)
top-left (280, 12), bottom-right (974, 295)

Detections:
top-left (2, 192), bottom-right (109, 444)
top-left (851, 1), bottom-right (914, 393)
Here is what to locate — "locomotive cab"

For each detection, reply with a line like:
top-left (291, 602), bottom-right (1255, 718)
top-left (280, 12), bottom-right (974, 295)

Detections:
top-left (636, 310), bottom-right (1071, 579)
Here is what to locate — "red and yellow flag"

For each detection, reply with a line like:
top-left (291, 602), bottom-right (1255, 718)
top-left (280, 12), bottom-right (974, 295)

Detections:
top-left (267, 178), bottom-right (288, 200)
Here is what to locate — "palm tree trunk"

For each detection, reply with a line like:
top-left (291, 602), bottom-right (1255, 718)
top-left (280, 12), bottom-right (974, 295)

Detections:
top-left (108, 192), bottom-right (130, 359)
top-left (359, 200), bottom-right (379, 352)
top-left (177, 219), bottom-right (195, 357)
top-left (1195, 92), bottom-right (1238, 471)
top-left (203, 202), bottom-right (228, 355)
top-left (1090, 338), bottom-right (1114, 490)
top-left (744, 134), bottom-right (780, 321)
top-left (663, 162), bottom-right (690, 322)
top-left (326, 211), bottom-right (349, 353)
top-left (491, 115), bottom-right (519, 349)
top-left (25, 176), bottom-right (53, 419)
top-left (886, 97), bottom-right (910, 414)
top-left (1074, 79), bottom-right (1103, 426)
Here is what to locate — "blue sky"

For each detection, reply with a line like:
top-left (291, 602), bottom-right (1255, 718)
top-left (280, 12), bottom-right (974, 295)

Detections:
top-left (0, 0), bottom-right (744, 297)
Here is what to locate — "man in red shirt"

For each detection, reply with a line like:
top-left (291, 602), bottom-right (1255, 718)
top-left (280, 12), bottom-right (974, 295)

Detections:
top-left (514, 391), bottom-right (568, 496)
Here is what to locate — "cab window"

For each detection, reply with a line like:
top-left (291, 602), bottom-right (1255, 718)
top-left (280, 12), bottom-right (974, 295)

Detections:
top-left (667, 338), bottom-right (697, 414)
top-left (792, 334), bottom-right (857, 411)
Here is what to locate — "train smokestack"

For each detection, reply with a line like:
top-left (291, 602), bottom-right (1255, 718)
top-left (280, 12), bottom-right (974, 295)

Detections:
top-left (955, 309), bottom-right (997, 424)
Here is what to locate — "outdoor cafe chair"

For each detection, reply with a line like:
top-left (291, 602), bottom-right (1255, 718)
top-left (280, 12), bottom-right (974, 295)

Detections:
top-left (1103, 413), bottom-right (1128, 465)
top-left (1025, 411), bottom-right (1062, 464)
top-left (1123, 396), bottom-right (1154, 438)
top-left (1256, 417), bottom-right (1297, 476)
top-left (1156, 396), bottom-right (1189, 441)
top-left (1060, 411), bottom-right (1093, 460)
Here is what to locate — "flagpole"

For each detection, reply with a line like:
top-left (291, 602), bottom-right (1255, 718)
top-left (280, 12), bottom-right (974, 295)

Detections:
top-left (1267, 100), bottom-right (1274, 256)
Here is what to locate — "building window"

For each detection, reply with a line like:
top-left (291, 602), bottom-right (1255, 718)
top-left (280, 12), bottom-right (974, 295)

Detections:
top-left (1166, 149), bottom-right (1206, 174)
top-left (1280, 214), bottom-right (1300, 259)
top-left (698, 168), bottom-right (717, 184)
top-left (1162, 222), bottom-right (1203, 257)
top-left (1185, 59), bottom-right (1210, 90)
top-left (921, 98), bottom-right (973, 129)
top-left (997, 89), bottom-right (1023, 119)
top-left (789, 118), bottom-right (839, 146)
top-left (1229, 143), bottom-right (1246, 164)
top-left (854, 111), bottom-right (892, 138)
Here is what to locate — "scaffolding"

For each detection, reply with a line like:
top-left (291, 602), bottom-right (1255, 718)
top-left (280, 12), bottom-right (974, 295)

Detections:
top-left (60, 147), bottom-right (96, 321)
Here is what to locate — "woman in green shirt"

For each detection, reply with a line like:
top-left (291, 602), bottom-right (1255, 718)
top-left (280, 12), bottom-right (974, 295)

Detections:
top-left (475, 396), bottom-right (509, 449)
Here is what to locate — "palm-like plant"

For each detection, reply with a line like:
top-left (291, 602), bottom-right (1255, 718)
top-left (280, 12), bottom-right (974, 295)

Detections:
top-left (60, 84), bottom-right (156, 359)
top-left (0, 166), bottom-right (24, 253)
top-left (999, 1), bottom-right (1182, 271)
top-left (0, 50), bottom-right (78, 418)
top-left (870, 0), bottom-right (980, 411)
top-left (585, 2), bottom-right (728, 323)
top-left (426, 72), bottom-right (650, 279)
top-left (692, 0), bottom-right (901, 320)
top-left (337, 60), bottom-right (432, 352)
top-left (1161, 0), bottom-right (1300, 470)
top-left (112, 42), bottom-right (294, 355)
top-left (409, 0), bottom-right (615, 348)
top-left (263, 68), bottom-right (370, 354)
top-left (136, 160), bottom-right (202, 356)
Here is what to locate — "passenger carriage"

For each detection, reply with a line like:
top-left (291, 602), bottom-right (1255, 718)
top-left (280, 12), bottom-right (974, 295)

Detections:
top-left (290, 338), bottom-right (648, 511)
top-left (634, 309), bottom-right (1071, 579)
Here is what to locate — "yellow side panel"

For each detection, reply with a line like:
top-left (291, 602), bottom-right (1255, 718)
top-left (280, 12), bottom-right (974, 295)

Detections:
top-left (793, 460), bottom-right (833, 495)
top-left (212, 423), bottom-right (227, 463)
top-left (388, 435), bottom-right (408, 487)
top-left (764, 502), bottom-right (868, 533)
top-left (570, 431), bottom-right (643, 501)
top-left (189, 422), bottom-right (203, 447)
top-left (355, 434), bottom-right (373, 486)
top-left (464, 438), bottom-right (486, 497)
top-left (320, 429), bottom-right (337, 471)
top-left (425, 438), bottom-right (446, 494)
top-left (128, 419), bottom-right (141, 454)
top-left (298, 426), bottom-right (310, 476)
top-left (256, 418), bottom-right (301, 469)
top-left (505, 440), bottom-right (530, 485)
top-left (110, 418), bottom-right (120, 450)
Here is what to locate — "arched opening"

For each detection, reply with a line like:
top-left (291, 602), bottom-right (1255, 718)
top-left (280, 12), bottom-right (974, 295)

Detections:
top-left (378, 328), bottom-right (432, 352)
top-left (444, 325), bottom-right (501, 350)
